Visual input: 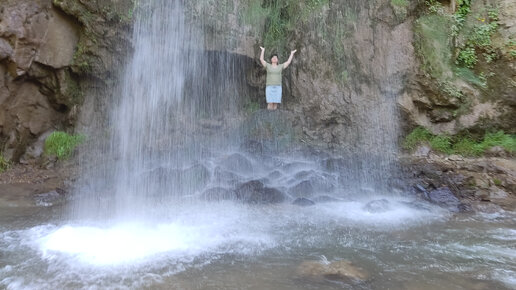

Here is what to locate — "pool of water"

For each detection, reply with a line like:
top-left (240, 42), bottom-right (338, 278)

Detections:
top-left (1, 197), bottom-right (515, 289)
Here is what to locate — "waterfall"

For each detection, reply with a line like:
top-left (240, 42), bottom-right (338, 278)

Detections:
top-left (71, 0), bottom-right (253, 221)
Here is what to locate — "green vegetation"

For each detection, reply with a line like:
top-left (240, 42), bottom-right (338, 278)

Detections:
top-left (414, 14), bottom-right (453, 80)
top-left (455, 5), bottom-right (499, 69)
top-left (0, 154), bottom-right (10, 173)
top-left (403, 127), bottom-right (516, 156)
top-left (244, 100), bottom-right (260, 114)
top-left (415, 0), bottom-right (506, 112)
top-left (391, 0), bottom-right (409, 7)
top-left (456, 46), bottom-right (477, 68)
top-left (391, 0), bottom-right (409, 20)
top-left (240, 0), bottom-right (328, 56)
top-left (425, 0), bottom-right (445, 15)
top-left (44, 131), bottom-right (86, 160)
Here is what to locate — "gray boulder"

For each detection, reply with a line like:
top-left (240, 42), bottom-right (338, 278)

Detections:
top-left (292, 197), bottom-right (315, 206)
top-left (235, 180), bottom-right (287, 204)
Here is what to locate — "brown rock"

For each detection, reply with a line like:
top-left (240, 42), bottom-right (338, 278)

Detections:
top-left (0, 38), bottom-right (13, 60)
top-left (485, 146), bottom-right (508, 158)
top-left (34, 8), bottom-right (80, 69)
top-left (297, 260), bottom-right (369, 282)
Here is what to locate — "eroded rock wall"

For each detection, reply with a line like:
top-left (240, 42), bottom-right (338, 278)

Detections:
top-left (400, 0), bottom-right (516, 136)
top-left (0, 0), bottom-right (514, 165)
top-left (0, 0), bottom-right (132, 163)
top-left (187, 0), bottom-right (415, 152)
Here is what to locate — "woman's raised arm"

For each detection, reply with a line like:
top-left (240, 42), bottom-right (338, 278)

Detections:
top-left (259, 46), bottom-right (267, 67)
top-left (283, 49), bottom-right (297, 69)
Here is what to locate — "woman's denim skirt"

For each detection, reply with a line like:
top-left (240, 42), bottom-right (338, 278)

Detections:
top-left (266, 85), bottom-right (282, 103)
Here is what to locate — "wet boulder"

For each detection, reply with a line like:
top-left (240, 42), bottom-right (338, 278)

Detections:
top-left (218, 153), bottom-right (254, 174)
top-left (288, 180), bottom-right (315, 197)
top-left (240, 140), bottom-right (265, 155)
top-left (266, 170), bottom-right (283, 181)
top-left (201, 187), bottom-right (236, 201)
top-left (363, 199), bottom-right (390, 213)
top-left (427, 186), bottom-right (471, 212)
top-left (427, 187), bottom-right (459, 206)
top-left (292, 197), bottom-right (315, 207)
top-left (213, 166), bottom-right (244, 186)
top-left (297, 260), bottom-right (369, 283)
top-left (34, 189), bottom-right (66, 207)
top-left (235, 180), bottom-right (287, 204)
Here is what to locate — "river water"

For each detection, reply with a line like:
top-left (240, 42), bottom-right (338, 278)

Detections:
top-left (1, 192), bottom-right (515, 289)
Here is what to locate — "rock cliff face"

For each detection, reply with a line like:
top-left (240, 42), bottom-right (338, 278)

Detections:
top-left (400, 0), bottom-right (516, 136)
top-left (0, 0), bottom-right (132, 163)
top-left (0, 0), bottom-right (514, 164)
top-left (187, 0), bottom-right (413, 152)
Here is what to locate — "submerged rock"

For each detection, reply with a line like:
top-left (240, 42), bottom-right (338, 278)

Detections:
top-left (34, 190), bottom-right (66, 207)
top-left (363, 199), bottom-right (390, 213)
top-left (297, 260), bottom-right (369, 283)
top-left (292, 197), bottom-right (315, 206)
top-left (234, 180), bottom-right (287, 204)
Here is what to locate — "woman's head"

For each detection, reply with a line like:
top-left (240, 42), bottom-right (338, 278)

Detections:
top-left (271, 54), bottom-right (279, 64)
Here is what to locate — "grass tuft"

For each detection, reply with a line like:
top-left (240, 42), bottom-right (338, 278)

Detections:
top-left (403, 127), bottom-right (516, 156)
top-left (44, 131), bottom-right (86, 160)
top-left (0, 154), bottom-right (10, 173)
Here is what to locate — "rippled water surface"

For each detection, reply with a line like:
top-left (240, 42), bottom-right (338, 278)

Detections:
top-left (1, 198), bottom-right (515, 290)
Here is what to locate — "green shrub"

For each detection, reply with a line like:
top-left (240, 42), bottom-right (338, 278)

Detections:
top-left (44, 131), bottom-right (86, 160)
top-left (481, 131), bottom-right (516, 153)
top-left (404, 127), bottom-right (516, 156)
top-left (452, 137), bottom-right (483, 156)
top-left (402, 127), bottom-right (432, 150)
top-left (0, 154), bottom-right (10, 173)
top-left (457, 46), bottom-right (477, 68)
top-left (429, 135), bottom-right (453, 154)
top-left (425, 0), bottom-right (445, 14)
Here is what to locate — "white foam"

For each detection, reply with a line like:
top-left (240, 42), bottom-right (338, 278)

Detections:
top-left (316, 198), bottom-right (445, 228)
top-left (37, 203), bottom-right (274, 266)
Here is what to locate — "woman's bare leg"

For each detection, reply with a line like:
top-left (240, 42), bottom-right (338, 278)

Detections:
top-left (267, 103), bottom-right (273, 110)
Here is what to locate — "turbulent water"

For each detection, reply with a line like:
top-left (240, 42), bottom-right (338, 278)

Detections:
top-left (1, 0), bottom-right (515, 289)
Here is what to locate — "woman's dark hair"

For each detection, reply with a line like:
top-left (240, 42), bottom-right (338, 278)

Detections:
top-left (270, 54), bottom-right (278, 60)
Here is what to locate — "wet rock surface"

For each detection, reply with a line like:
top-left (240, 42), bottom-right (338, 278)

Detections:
top-left (402, 155), bottom-right (516, 211)
top-left (0, 164), bottom-right (73, 208)
top-left (292, 197), bottom-right (315, 207)
top-left (297, 259), bottom-right (370, 283)
top-left (234, 180), bottom-right (287, 204)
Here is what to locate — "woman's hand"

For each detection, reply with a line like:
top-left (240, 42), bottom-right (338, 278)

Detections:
top-left (291, 49), bottom-right (297, 54)
top-left (259, 46), bottom-right (267, 67)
